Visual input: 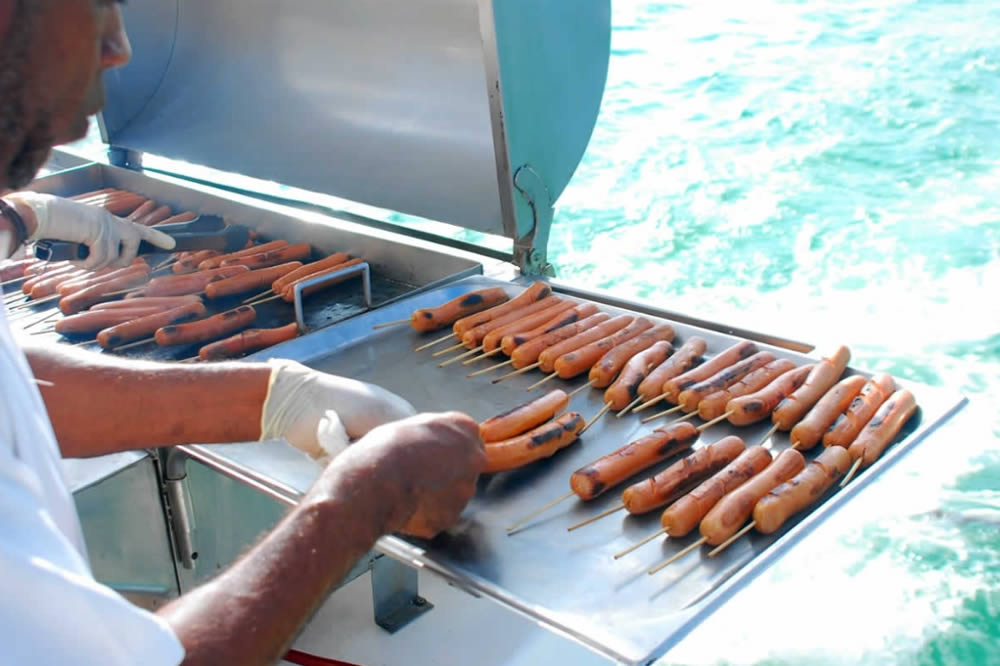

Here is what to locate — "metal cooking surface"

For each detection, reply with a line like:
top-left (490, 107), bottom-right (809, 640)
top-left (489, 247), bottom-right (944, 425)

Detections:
top-left (247, 275), bottom-right (966, 665)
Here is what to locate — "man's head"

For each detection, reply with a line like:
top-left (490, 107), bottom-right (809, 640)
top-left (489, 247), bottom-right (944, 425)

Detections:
top-left (0, 0), bottom-right (131, 191)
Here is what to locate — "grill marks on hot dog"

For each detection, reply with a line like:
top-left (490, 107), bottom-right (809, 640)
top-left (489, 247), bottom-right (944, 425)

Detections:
top-left (462, 296), bottom-right (565, 349)
top-left (483, 412), bottom-right (585, 474)
top-left (790, 374), bottom-right (867, 450)
top-left (697, 358), bottom-right (796, 421)
top-left (537, 315), bottom-right (634, 373)
top-left (726, 364), bottom-right (812, 426)
top-left (771, 345), bottom-right (851, 431)
top-left (453, 281), bottom-right (553, 337)
top-left (410, 287), bottom-right (510, 333)
top-left (197, 323), bottom-right (301, 360)
top-left (500, 303), bottom-right (600, 356)
top-left (636, 337), bottom-right (706, 403)
top-left (509, 312), bottom-right (612, 370)
top-left (823, 373), bottom-right (896, 448)
top-left (603, 340), bottom-right (675, 410)
top-left (846, 389), bottom-right (918, 468)
top-left (676, 351), bottom-right (777, 413)
top-left (662, 340), bottom-right (758, 404)
top-left (587, 323), bottom-right (675, 388)
top-left (554, 317), bottom-right (656, 380)
top-left (480, 300), bottom-right (577, 353)
top-left (479, 389), bottom-right (570, 443)
top-left (97, 303), bottom-right (208, 348)
top-left (752, 445), bottom-right (852, 534)
top-left (154, 305), bottom-right (257, 347)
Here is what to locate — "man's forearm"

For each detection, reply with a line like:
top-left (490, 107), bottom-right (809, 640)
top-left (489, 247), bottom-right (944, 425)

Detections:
top-left (23, 342), bottom-right (271, 457)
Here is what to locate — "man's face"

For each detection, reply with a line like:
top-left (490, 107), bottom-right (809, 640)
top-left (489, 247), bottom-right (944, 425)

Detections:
top-left (0, 0), bottom-right (132, 190)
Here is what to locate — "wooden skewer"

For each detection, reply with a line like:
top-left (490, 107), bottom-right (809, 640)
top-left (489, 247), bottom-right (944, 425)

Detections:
top-left (438, 346), bottom-right (482, 367)
top-left (839, 457), bottom-right (863, 488)
top-left (580, 402), bottom-right (612, 435)
top-left (31, 378), bottom-right (54, 387)
top-left (1, 276), bottom-right (26, 288)
top-left (151, 256), bottom-right (179, 272)
top-left (7, 293), bottom-right (61, 310)
top-left (102, 286), bottom-right (144, 298)
top-left (177, 356), bottom-right (201, 363)
top-left (790, 440), bottom-right (803, 450)
top-left (756, 423), bottom-right (779, 447)
top-left (467, 360), bottom-right (512, 378)
top-left (648, 537), bottom-right (706, 574)
top-left (431, 342), bottom-right (466, 357)
top-left (112, 336), bottom-right (156, 351)
top-left (245, 293), bottom-right (283, 306)
top-left (492, 362), bottom-right (539, 384)
top-left (616, 396), bottom-right (644, 418)
top-left (462, 348), bottom-right (503, 365)
top-left (505, 491), bottom-right (575, 533)
top-left (415, 332), bottom-right (456, 352)
top-left (695, 410), bottom-right (734, 431)
top-left (632, 392), bottom-right (668, 413)
top-left (242, 289), bottom-right (272, 304)
top-left (707, 521), bottom-right (756, 558)
top-left (640, 404), bottom-right (682, 424)
top-left (614, 527), bottom-right (669, 559)
top-left (667, 412), bottom-right (698, 426)
top-left (372, 319), bottom-right (410, 329)
top-left (569, 380), bottom-right (596, 398)
top-left (525, 372), bottom-right (558, 392)
top-left (70, 338), bottom-right (96, 347)
top-left (566, 504), bottom-right (625, 531)
top-left (22, 309), bottom-right (61, 330)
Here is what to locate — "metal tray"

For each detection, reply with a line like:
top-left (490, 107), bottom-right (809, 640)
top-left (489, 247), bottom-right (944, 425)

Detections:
top-left (204, 275), bottom-right (966, 665)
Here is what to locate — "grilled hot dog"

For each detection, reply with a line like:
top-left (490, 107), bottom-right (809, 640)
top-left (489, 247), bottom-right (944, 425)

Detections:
top-left (553, 317), bottom-right (656, 380)
top-left (662, 340), bottom-right (757, 404)
top-left (676, 351), bottom-right (777, 413)
top-left (500, 303), bottom-right (600, 356)
top-left (846, 389), bottom-right (918, 468)
top-left (536, 314), bottom-right (634, 373)
top-left (752, 445), bottom-right (852, 534)
top-left (508, 312), bottom-right (613, 370)
top-left (479, 389), bottom-right (570, 443)
top-left (697, 358), bottom-right (796, 421)
top-left (603, 340), bottom-right (674, 410)
top-left (97, 302), bottom-right (208, 348)
top-left (154, 305), bottom-right (257, 347)
top-left (483, 412), bottom-right (585, 474)
top-left (587, 323), bottom-right (675, 388)
top-left (452, 281), bottom-right (552, 337)
top-left (823, 373), bottom-right (896, 448)
top-left (409, 287), bottom-right (510, 333)
top-left (789, 374), bottom-right (866, 450)
top-left (726, 364), bottom-right (812, 426)
top-left (636, 336), bottom-right (706, 402)
top-left (197, 323), bottom-right (301, 360)
top-left (771, 345), bottom-right (850, 430)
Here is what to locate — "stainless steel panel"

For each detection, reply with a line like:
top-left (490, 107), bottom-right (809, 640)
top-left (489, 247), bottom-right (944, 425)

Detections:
top-left (175, 275), bottom-right (966, 664)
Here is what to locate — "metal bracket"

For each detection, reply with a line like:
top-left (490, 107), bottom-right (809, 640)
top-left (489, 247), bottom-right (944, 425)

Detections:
top-left (370, 555), bottom-right (434, 633)
top-left (292, 261), bottom-right (372, 333)
top-left (162, 448), bottom-right (198, 570)
top-left (107, 146), bottom-right (144, 171)
top-left (511, 165), bottom-right (556, 278)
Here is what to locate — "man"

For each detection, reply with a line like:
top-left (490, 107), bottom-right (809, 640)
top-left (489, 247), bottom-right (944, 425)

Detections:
top-left (0, 2), bottom-right (486, 664)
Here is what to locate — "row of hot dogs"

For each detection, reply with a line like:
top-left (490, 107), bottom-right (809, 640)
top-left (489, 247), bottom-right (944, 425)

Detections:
top-left (399, 281), bottom-right (920, 567)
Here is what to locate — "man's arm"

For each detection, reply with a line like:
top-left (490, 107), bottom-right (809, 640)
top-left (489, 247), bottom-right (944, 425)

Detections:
top-left (23, 342), bottom-right (270, 457)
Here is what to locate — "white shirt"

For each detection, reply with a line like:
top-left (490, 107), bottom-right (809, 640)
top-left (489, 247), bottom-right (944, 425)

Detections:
top-left (0, 300), bottom-right (185, 665)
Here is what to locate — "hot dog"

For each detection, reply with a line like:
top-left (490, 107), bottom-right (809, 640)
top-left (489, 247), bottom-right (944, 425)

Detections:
top-left (661, 340), bottom-right (758, 404)
top-left (846, 389), bottom-right (918, 468)
top-left (479, 389), bottom-right (570, 443)
top-left (0, 258), bottom-right (34, 282)
top-left (699, 448), bottom-right (806, 546)
top-left (676, 351), bottom-right (777, 413)
top-left (697, 359), bottom-right (797, 421)
top-left (70, 187), bottom-right (115, 201)
top-left (553, 317), bottom-right (656, 380)
top-left (23, 260), bottom-right (70, 279)
top-left (603, 340), bottom-right (675, 410)
top-left (771, 345), bottom-right (851, 431)
top-left (204, 262), bottom-right (303, 300)
top-left (509, 312), bottom-right (613, 370)
top-left (279, 258), bottom-right (365, 301)
top-left (536, 315), bottom-right (634, 373)
top-left (97, 302), bottom-right (208, 348)
top-left (172, 250), bottom-right (223, 274)
top-left (660, 443), bottom-right (772, 537)
top-left (823, 373), bottom-right (896, 448)
top-left (22, 263), bottom-right (79, 294)
top-left (622, 435), bottom-right (746, 515)
top-left (155, 305), bottom-right (257, 347)
top-left (142, 265), bottom-right (250, 297)
top-left (460, 296), bottom-right (564, 349)
top-left (500, 303), bottom-right (600, 356)
top-left (135, 205), bottom-right (173, 227)
top-left (483, 411), bottom-right (585, 474)
top-left (55, 308), bottom-right (165, 335)
top-left (57, 263), bottom-right (148, 297)
top-left (219, 242), bottom-right (312, 269)
top-left (270, 252), bottom-right (350, 294)
top-left (28, 268), bottom-right (90, 299)
top-left (91, 295), bottom-right (202, 310)
top-left (104, 195), bottom-right (147, 216)
top-left (198, 240), bottom-right (290, 271)
top-left (59, 268), bottom-right (151, 314)
top-left (726, 364), bottom-right (812, 426)
top-left (480, 300), bottom-right (577, 353)
top-left (409, 287), bottom-right (510, 333)
top-left (789, 374), bottom-right (867, 450)
top-left (636, 336), bottom-right (706, 403)
top-left (752, 445), bottom-right (852, 534)
top-left (197, 323), bottom-right (301, 360)
top-left (570, 421), bottom-right (699, 500)
top-left (125, 200), bottom-right (157, 222)
top-left (452, 281), bottom-right (552, 337)
top-left (587, 323), bottom-right (675, 388)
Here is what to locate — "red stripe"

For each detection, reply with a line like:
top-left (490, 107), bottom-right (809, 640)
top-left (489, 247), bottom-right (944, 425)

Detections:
top-left (283, 648), bottom-right (363, 666)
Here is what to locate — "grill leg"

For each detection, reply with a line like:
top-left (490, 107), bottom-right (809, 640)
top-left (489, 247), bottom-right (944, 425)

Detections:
top-left (369, 555), bottom-right (433, 633)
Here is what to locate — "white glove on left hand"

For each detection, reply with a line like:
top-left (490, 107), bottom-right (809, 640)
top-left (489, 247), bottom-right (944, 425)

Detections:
top-left (16, 192), bottom-right (176, 270)
top-left (260, 359), bottom-right (417, 463)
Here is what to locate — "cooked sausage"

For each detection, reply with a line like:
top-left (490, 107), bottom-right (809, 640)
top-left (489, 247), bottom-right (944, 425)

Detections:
top-left (152, 211), bottom-right (198, 227)
top-left (662, 340), bottom-right (758, 404)
top-left (58, 268), bottom-right (151, 314)
top-left (636, 336), bottom-right (707, 402)
top-left (676, 351), bottom-right (777, 413)
top-left (197, 323), bottom-right (301, 360)
top-left (28, 268), bottom-right (90, 299)
top-left (55, 308), bottom-right (166, 335)
top-left (536, 314), bottom-right (634, 373)
top-left (125, 200), bottom-right (157, 222)
top-left (771, 345), bottom-right (851, 431)
top-left (603, 340), bottom-right (675, 410)
top-left (500, 303), bottom-right (600, 356)
top-left (92, 295), bottom-right (202, 310)
top-left (70, 187), bottom-right (115, 201)
top-left (409, 287), bottom-right (510, 333)
top-left (823, 373), bottom-right (896, 448)
top-left (104, 195), bottom-right (147, 216)
top-left (586, 323), bottom-right (675, 388)
top-left (142, 265), bottom-right (250, 297)
top-left (279, 258), bottom-right (365, 301)
top-left (697, 359), bottom-right (797, 421)
top-left (509, 312), bottom-right (613, 370)
top-left (570, 421), bottom-right (699, 500)
top-left (198, 240), bottom-right (289, 270)
top-left (172, 250), bottom-right (223, 274)
top-left (847, 389), bottom-right (918, 468)
top-left (699, 448), bottom-right (806, 545)
top-left (97, 302), bottom-right (208, 348)
top-left (480, 300), bottom-right (577, 353)
top-left (553, 317), bottom-right (656, 380)
top-left (270, 252), bottom-right (351, 293)
top-left (660, 444), bottom-right (772, 537)
top-left (479, 389), bottom-right (570, 443)
top-left (56, 263), bottom-right (148, 297)
top-left (24, 260), bottom-right (70, 279)
top-left (460, 296), bottom-right (564, 349)
top-left (752, 445), bottom-right (852, 534)
top-left (22, 263), bottom-right (79, 294)
top-left (622, 435), bottom-right (746, 515)
top-left (789, 374), bottom-right (867, 450)
top-left (135, 205), bottom-right (173, 227)
top-left (726, 364), bottom-right (812, 426)
top-left (452, 281), bottom-right (553, 337)
top-left (483, 412), bottom-right (585, 474)
top-left (203, 262), bottom-right (303, 299)
top-left (0, 258), bottom-right (35, 281)
top-left (219, 242), bottom-right (312, 269)
top-left (154, 305), bottom-right (257, 347)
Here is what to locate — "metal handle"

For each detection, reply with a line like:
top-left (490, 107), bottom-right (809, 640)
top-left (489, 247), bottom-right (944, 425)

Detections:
top-left (292, 261), bottom-right (372, 333)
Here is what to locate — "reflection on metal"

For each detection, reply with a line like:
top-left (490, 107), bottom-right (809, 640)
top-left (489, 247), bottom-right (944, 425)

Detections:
top-left (294, 262), bottom-right (372, 334)
top-left (371, 556), bottom-right (434, 633)
top-left (163, 449), bottom-right (197, 570)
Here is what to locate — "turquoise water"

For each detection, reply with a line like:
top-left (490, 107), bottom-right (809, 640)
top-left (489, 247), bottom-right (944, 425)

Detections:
top-left (549, 2), bottom-right (999, 664)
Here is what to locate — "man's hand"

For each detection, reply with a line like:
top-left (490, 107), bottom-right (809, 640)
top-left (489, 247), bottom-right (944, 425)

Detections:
top-left (11, 192), bottom-right (175, 270)
top-left (328, 411), bottom-right (486, 539)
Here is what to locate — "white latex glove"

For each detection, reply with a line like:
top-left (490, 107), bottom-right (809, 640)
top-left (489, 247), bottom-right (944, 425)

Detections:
top-left (260, 359), bottom-right (417, 463)
top-left (16, 192), bottom-right (176, 270)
